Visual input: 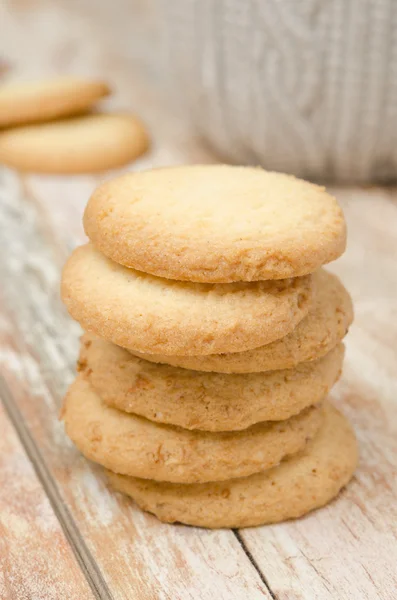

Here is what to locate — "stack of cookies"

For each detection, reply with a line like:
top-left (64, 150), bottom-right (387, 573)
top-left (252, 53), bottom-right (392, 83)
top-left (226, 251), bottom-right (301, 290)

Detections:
top-left (61, 165), bottom-right (358, 528)
top-left (0, 77), bottom-right (149, 174)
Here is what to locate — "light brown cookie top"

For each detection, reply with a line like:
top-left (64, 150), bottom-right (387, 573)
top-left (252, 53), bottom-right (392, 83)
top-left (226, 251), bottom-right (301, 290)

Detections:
top-left (0, 113), bottom-right (149, 174)
top-left (0, 77), bottom-right (110, 127)
top-left (107, 404), bottom-right (358, 528)
top-left (83, 165), bottom-right (346, 283)
top-left (80, 333), bottom-right (344, 431)
top-left (61, 244), bottom-right (312, 356)
top-left (61, 376), bottom-right (323, 484)
top-left (133, 269), bottom-right (353, 373)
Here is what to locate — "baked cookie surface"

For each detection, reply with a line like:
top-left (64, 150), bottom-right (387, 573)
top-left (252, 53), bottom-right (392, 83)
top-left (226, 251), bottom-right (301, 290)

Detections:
top-left (61, 244), bottom-right (313, 355)
top-left (61, 376), bottom-right (323, 484)
top-left (80, 333), bottom-right (344, 431)
top-left (84, 165), bottom-right (346, 282)
top-left (0, 113), bottom-right (149, 173)
top-left (107, 404), bottom-right (358, 528)
top-left (133, 269), bottom-right (353, 372)
top-left (0, 77), bottom-right (110, 127)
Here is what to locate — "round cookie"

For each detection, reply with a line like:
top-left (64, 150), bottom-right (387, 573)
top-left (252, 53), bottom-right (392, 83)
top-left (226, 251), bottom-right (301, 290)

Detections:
top-left (83, 165), bottom-right (346, 282)
top-left (133, 269), bottom-right (353, 373)
top-left (0, 77), bottom-right (110, 127)
top-left (0, 113), bottom-right (149, 174)
top-left (107, 404), bottom-right (358, 528)
top-left (61, 376), bottom-right (323, 484)
top-left (79, 333), bottom-right (344, 431)
top-left (61, 244), bottom-right (313, 356)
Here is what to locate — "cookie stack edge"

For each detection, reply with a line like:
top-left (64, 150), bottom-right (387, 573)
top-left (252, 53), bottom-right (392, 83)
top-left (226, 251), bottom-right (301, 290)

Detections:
top-left (60, 165), bottom-right (357, 528)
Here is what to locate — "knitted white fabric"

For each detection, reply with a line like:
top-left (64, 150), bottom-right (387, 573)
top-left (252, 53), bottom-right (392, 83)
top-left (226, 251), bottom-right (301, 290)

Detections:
top-left (160, 0), bottom-right (397, 182)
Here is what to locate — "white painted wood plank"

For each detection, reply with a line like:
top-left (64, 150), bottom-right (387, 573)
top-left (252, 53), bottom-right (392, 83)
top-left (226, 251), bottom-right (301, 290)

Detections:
top-left (239, 188), bottom-right (397, 600)
top-left (0, 401), bottom-right (95, 600)
top-left (0, 169), bottom-right (271, 600)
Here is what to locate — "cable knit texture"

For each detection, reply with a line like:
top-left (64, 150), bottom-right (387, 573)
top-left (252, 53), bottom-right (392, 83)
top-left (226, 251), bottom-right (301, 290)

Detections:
top-left (161, 0), bottom-right (397, 182)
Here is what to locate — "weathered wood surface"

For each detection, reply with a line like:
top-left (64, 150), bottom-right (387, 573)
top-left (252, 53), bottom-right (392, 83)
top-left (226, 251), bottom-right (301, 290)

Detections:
top-left (0, 398), bottom-right (95, 600)
top-left (240, 187), bottom-right (397, 600)
top-left (1, 2), bottom-right (397, 599)
top-left (0, 169), bottom-right (270, 599)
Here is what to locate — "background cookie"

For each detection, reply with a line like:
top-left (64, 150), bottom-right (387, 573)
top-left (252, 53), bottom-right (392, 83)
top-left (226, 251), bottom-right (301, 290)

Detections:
top-left (133, 269), bottom-right (353, 373)
top-left (84, 165), bottom-right (346, 282)
top-left (61, 244), bottom-right (313, 355)
top-left (80, 333), bottom-right (344, 431)
top-left (107, 404), bottom-right (358, 528)
top-left (0, 76), bottom-right (110, 127)
top-left (61, 376), bottom-right (323, 483)
top-left (0, 113), bottom-right (149, 174)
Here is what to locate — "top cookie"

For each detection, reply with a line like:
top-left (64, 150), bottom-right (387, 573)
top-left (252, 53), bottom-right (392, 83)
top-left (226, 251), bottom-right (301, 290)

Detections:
top-left (0, 76), bottom-right (110, 128)
top-left (84, 165), bottom-right (346, 282)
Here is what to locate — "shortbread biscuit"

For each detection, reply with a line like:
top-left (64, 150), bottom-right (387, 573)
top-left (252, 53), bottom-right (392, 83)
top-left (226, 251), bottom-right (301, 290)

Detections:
top-left (133, 270), bottom-right (353, 372)
top-left (84, 165), bottom-right (346, 282)
top-left (61, 376), bottom-right (323, 483)
top-left (0, 77), bottom-right (110, 127)
top-left (0, 113), bottom-right (149, 173)
top-left (107, 404), bottom-right (358, 528)
top-left (79, 333), bottom-right (343, 431)
top-left (61, 244), bottom-right (312, 355)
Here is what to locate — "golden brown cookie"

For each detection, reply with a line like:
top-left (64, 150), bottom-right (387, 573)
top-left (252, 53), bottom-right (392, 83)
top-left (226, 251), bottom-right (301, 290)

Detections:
top-left (61, 376), bottom-right (323, 483)
top-left (61, 244), bottom-right (313, 356)
top-left (133, 269), bottom-right (353, 373)
top-left (0, 76), bottom-right (110, 127)
top-left (84, 165), bottom-right (346, 282)
top-left (79, 333), bottom-right (344, 431)
top-left (107, 404), bottom-right (358, 528)
top-left (0, 113), bottom-right (149, 174)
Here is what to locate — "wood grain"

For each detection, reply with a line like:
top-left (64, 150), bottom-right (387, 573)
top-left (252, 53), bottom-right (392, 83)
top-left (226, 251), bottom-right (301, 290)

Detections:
top-left (240, 188), bottom-right (397, 600)
top-left (1, 2), bottom-right (397, 599)
top-left (0, 398), bottom-right (94, 600)
top-left (0, 170), bottom-right (271, 600)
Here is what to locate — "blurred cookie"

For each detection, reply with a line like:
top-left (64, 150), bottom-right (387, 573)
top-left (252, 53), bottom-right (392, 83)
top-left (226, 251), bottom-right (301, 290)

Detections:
top-left (107, 404), bottom-right (358, 528)
top-left (134, 269), bottom-right (353, 373)
top-left (61, 244), bottom-right (313, 356)
top-left (61, 376), bottom-right (323, 484)
top-left (0, 113), bottom-right (149, 173)
top-left (79, 333), bottom-right (343, 431)
top-left (0, 76), bottom-right (110, 127)
top-left (84, 165), bottom-right (346, 282)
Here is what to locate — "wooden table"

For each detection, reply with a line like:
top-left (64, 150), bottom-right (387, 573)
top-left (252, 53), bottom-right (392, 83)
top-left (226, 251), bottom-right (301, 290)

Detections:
top-left (1, 2), bottom-right (396, 599)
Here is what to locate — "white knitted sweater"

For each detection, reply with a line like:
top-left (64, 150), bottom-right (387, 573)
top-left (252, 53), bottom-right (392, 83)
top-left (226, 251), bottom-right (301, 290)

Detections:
top-left (161, 0), bottom-right (397, 182)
